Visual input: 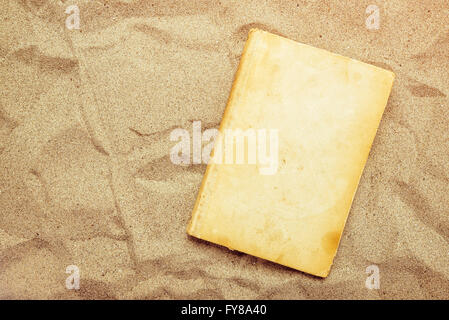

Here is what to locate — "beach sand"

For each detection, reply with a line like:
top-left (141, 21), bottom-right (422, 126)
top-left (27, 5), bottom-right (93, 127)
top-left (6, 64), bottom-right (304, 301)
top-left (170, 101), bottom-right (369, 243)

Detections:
top-left (0, 0), bottom-right (448, 299)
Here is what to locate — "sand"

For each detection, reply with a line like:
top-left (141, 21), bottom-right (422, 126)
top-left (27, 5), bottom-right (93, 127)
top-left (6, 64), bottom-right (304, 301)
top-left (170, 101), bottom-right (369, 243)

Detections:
top-left (0, 0), bottom-right (448, 299)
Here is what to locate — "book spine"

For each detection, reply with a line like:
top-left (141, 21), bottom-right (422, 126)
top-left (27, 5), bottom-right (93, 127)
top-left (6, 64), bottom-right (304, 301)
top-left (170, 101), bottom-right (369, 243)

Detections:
top-left (186, 29), bottom-right (262, 236)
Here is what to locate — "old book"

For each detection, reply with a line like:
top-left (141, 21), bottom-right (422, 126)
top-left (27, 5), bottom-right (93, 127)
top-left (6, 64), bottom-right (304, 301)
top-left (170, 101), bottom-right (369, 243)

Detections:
top-left (187, 29), bottom-right (394, 277)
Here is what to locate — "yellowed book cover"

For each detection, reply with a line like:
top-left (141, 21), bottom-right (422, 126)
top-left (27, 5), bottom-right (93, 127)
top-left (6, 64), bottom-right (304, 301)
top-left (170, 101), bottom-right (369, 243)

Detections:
top-left (187, 29), bottom-right (394, 277)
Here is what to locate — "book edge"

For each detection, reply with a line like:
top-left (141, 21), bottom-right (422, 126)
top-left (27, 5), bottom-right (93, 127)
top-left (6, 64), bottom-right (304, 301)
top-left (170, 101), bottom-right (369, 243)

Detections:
top-left (253, 28), bottom-right (396, 80)
top-left (323, 74), bottom-right (396, 277)
top-left (186, 29), bottom-right (262, 237)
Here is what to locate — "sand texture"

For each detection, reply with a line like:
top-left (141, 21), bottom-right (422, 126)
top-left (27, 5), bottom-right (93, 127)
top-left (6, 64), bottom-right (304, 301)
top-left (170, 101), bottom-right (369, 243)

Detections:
top-left (0, 0), bottom-right (448, 299)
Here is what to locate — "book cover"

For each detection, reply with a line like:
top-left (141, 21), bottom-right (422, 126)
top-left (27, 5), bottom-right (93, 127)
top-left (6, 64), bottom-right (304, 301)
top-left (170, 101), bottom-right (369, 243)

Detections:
top-left (187, 29), bottom-right (394, 277)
